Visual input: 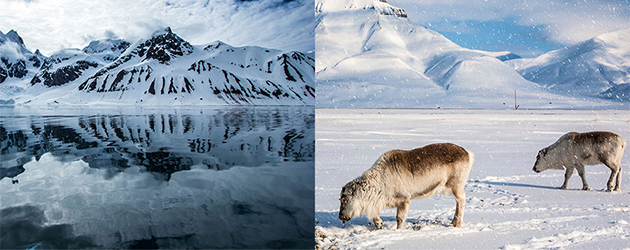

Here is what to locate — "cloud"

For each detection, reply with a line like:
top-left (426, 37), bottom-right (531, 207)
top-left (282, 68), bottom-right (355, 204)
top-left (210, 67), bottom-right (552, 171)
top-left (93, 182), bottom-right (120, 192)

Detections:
top-left (392, 0), bottom-right (630, 46)
top-left (103, 30), bottom-right (118, 39)
top-left (0, 42), bottom-right (26, 60)
top-left (0, 0), bottom-right (313, 56)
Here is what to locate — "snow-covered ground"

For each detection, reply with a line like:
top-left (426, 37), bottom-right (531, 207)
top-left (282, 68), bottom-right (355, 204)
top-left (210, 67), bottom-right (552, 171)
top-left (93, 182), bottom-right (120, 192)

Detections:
top-left (315, 109), bottom-right (630, 249)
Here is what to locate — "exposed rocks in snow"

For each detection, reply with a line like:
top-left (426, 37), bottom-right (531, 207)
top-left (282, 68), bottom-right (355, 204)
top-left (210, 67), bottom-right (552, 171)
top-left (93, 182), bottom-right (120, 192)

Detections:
top-left (0, 28), bottom-right (314, 105)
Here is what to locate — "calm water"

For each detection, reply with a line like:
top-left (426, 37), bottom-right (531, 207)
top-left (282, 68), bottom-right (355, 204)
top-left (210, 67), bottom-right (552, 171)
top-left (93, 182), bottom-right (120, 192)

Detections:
top-left (0, 106), bottom-right (314, 249)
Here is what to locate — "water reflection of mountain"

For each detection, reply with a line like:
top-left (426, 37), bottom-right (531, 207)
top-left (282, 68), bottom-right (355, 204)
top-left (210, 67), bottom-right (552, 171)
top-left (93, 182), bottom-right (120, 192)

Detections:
top-left (1, 107), bottom-right (314, 180)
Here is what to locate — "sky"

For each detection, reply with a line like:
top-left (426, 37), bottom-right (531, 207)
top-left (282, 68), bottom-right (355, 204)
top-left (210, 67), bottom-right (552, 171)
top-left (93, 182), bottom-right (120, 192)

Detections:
top-left (391, 0), bottom-right (630, 57)
top-left (0, 0), bottom-right (314, 56)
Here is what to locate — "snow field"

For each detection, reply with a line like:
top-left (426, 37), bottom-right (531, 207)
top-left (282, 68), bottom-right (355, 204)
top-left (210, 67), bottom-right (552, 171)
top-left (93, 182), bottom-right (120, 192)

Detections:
top-left (315, 109), bottom-right (630, 249)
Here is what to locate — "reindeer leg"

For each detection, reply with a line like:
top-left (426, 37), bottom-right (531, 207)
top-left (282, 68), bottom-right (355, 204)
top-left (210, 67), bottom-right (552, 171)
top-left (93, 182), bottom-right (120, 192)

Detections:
top-left (604, 160), bottom-right (622, 192)
top-left (615, 167), bottom-right (622, 191)
top-left (452, 187), bottom-right (466, 228)
top-left (575, 164), bottom-right (589, 190)
top-left (396, 200), bottom-right (410, 229)
top-left (372, 216), bottom-right (383, 229)
top-left (560, 167), bottom-right (574, 189)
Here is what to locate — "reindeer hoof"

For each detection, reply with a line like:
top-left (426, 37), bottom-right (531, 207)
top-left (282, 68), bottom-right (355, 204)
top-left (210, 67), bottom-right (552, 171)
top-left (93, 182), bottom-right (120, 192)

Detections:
top-left (452, 220), bottom-right (462, 228)
top-left (582, 186), bottom-right (590, 191)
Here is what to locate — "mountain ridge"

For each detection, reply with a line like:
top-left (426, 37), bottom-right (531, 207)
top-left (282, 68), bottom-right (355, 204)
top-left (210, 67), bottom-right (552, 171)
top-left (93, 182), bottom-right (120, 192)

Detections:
top-left (0, 27), bottom-right (315, 106)
top-left (517, 28), bottom-right (630, 101)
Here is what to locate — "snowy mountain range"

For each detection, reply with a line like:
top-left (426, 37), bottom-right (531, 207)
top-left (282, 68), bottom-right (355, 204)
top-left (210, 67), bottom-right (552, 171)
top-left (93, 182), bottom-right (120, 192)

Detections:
top-left (315, 0), bottom-right (628, 108)
top-left (517, 29), bottom-right (630, 102)
top-left (0, 28), bottom-right (315, 106)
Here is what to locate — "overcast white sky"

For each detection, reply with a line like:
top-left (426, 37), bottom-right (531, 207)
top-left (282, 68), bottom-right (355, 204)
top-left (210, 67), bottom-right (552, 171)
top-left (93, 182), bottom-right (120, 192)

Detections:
top-left (391, 0), bottom-right (630, 57)
top-left (0, 0), bottom-right (314, 56)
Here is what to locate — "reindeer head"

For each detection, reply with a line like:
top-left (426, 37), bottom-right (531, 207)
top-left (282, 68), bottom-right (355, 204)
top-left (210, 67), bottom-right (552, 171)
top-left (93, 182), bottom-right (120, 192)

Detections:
top-left (338, 179), bottom-right (364, 224)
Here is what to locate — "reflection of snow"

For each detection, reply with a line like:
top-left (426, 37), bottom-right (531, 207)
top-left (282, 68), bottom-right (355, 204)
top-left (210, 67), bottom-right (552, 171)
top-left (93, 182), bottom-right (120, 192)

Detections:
top-left (1, 153), bottom-right (314, 249)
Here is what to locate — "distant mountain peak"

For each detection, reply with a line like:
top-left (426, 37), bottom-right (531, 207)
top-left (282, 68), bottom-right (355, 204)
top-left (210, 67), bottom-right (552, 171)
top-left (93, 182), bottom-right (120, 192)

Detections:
top-left (0, 29), bottom-right (41, 83)
top-left (152, 27), bottom-right (174, 37)
top-left (593, 28), bottom-right (629, 42)
top-left (5, 30), bottom-right (25, 45)
top-left (316, 0), bottom-right (407, 18)
top-left (83, 39), bottom-right (131, 54)
top-left (517, 28), bottom-right (630, 101)
top-left (131, 27), bottom-right (194, 64)
top-left (203, 41), bottom-right (227, 52)
top-left (0, 29), bottom-right (31, 56)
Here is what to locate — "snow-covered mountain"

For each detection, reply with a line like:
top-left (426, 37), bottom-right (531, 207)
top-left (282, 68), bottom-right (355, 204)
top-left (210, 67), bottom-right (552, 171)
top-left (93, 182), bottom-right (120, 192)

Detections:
top-left (315, 0), bottom-right (407, 18)
top-left (30, 39), bottom-right (130, 88)
top-left (315, 0), bottom-right (623, 108)
top-left (1, 28), bottom-right (314, 106)
top-left (0, 30), bottom-right (44, 85)
top-left (517, 29), bottom-right (630, 102)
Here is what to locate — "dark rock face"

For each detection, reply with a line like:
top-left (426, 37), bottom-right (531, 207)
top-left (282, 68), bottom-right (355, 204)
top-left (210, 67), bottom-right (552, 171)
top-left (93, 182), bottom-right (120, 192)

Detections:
top-left (132, 27), bottom-right (194, 64)
top-left (0, 66), bottom-right (7, 83)
top-left (31, 60), bottom-right (99, 87)
top-left (366, 4), bottom-right (407, 18)
top-left (0, 58), bottom-right (28, 83)
top-left (390, 7), bottom-right (407, 18)
top-left (8, 60), bottom-right (28, 78)
top-left (278, 52), bottom-right (313, 82)
top-left (28, 55), bottom-right (41, 68)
